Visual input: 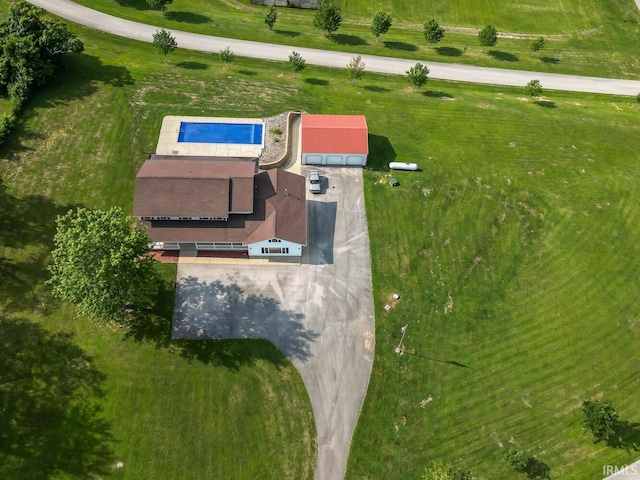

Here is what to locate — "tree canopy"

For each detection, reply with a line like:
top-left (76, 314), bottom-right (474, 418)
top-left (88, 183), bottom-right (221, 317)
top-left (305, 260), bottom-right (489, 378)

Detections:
top-left (288, 51), bottom-right (306, 74)
top-left (371, 12), bottom-right (392, 41)
top-left (152, 29), bottom-right (177, 63)
top-left (524, 79), bottom-right (543, 97)
top-left (346, 55), bottom-right (366, 85)
top-left (146, 0), bottom-right (172, 12)
top-left (478, 24), bottom-right (498, 52)
top-left (220, 46), bottom-right (235, 68)
top-left (0, 1), bottom-right (83, 102)
top-left (423, 19), bottom-right (445, 48)
top-left (582, 398), bottom-right (619, 443)
top-left (313, 1), bottom-right (342, 36)
top-left (406, 62), bottom-right (429, 91)
top-left (265, 5), bottom-right (277, 30)
top-left (47, 207), bottom-right (158, 325)
top-left (531, 36), bottom-right (545, 54)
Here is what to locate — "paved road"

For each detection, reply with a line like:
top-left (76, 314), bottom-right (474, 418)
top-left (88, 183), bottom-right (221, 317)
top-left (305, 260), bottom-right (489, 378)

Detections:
top-left (172, 167), bottom-right (375, 480)
top-left (29, 0), bottom-right (640, 95)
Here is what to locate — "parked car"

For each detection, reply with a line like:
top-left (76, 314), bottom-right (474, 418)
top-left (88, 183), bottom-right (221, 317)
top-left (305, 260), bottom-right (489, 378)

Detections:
top-left (309, 169), bottom-right (321, 194)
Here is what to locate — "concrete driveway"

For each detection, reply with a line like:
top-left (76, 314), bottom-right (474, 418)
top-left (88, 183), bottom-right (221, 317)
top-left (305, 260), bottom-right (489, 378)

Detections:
top-left (173, 167), bottom-right (375, 480)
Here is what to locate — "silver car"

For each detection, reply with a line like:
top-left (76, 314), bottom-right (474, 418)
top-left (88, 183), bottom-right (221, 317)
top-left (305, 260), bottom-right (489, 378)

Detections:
top-left (308, 169), bottom-right (321, 194)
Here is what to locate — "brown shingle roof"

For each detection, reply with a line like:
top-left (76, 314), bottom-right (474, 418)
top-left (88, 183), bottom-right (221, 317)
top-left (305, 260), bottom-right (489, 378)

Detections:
top-left (133, 159), bottom-right (256, 218)
top-left (140, 168), bottom-right (306, 246)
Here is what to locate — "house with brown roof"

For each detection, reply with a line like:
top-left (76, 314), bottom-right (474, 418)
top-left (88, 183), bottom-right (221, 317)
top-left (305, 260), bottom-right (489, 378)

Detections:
top-left (133, 156), bottom-right (307, 257)
top-left (301, 114), bottom-right (368, 166)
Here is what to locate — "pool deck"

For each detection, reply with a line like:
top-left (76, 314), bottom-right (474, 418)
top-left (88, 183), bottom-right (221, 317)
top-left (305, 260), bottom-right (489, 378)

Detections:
top-left (156, 116), bottom-right (264, 157)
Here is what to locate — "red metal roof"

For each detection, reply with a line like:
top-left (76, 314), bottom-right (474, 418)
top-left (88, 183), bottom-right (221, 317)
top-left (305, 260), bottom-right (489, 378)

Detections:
top-left (301, 114), bottom-right (368, 155)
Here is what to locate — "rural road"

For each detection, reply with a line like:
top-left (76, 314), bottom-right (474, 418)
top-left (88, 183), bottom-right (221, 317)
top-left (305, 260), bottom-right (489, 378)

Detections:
top-left (29, 0), bottom-right (640, 96)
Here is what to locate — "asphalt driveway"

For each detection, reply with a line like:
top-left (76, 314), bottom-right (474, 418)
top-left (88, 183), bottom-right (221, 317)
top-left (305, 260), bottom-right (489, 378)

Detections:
top-left (173, 167), bottom-right (375, 480)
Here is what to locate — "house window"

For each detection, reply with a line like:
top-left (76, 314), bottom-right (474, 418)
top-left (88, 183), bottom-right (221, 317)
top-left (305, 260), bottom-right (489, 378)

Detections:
top-left (261, 247), bottom-right (289, 255)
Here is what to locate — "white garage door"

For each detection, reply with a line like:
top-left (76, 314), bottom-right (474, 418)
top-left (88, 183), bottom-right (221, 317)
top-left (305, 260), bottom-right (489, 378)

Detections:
top-left (326, 155), bottom-right (344, 165)
top-left (304, 154), bottom-right (322, 165)
top-left (346, 155), bottom-right (364, 166)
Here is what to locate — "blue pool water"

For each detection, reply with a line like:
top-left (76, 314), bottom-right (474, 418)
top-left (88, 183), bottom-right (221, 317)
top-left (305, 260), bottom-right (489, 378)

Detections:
top-left (178, 122), bottom-right (263, 144)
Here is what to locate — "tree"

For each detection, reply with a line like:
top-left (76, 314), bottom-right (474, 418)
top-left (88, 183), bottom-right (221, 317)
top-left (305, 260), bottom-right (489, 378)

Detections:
top-left (47, 207), bottom-right (158, 325)
top-left (530, 36), bottom-right (545, 56)
top-left (146, 0), bottom-right (172, 12)
top-left (0, 1), bottom-right (84, 102)
top-left (220, 46), bottom-right (235, 69)
top-left (406, 62), bottom-right (429, 91)
top-left (264, 5), bottom-right (277, 31)
top-left (582, 398), bottom-right (619, 443)
top-left (346, 55), bottom-right (366, 85)
top-left (371, 12), bottom-right (392, 42)
top-left (288, 51), bottom-right (306, 74)
top-left (152, 29), bottom-right (177, 63)
top-left (314, 1), bottom-right (342, 37)
top-left (422, 461), bottom-right (474, 480)
top-left (504, 447), bottom-right (529, 473)
top-left (478, 24), bottom-right (498, 52)
top-left (423, 19), bottom-right (445, 48)
top-left (524, 79), bottom-right (543, 97)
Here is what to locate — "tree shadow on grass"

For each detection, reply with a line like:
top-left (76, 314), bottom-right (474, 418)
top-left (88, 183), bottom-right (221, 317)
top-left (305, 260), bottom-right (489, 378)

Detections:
top-left (488, 50), bottom-right (519, 62)
top-left (330, 34), bottom-right (368, 46)
top-left (436, 46), bottom-right (463, 57)
top-left (423, 90), bottom-right (454, 99)
top-left (524, 457), bottom-right (551, 479)
top-left (0, 178), bottom-right (81, 314)
top-left (274, 29), bottom-right (301, 37)
top-left (176, 61), bottom-right (208, 70)
top-left (126, 276), bottom-right (318, 368)
top-left (367, 134), bottom-right (396, 171)
top-left (237, 69), bottom-right (258, 76)
top-left (363, 85), bottom-right (389, 93)
top-left (384, 41), bottom-right (418, 51)
top-left (305, 78), bottom-right (329, 86)
top-left (535, 100), bottom-right (556, 108)
top-left (0, 316), bottom-right (114, 479)
top-left (164, 11), bottom-right (211, 23)
top-left (540, 56), bottom-right (560, 64)
top-left (606, 420), bottom-right (640, 452)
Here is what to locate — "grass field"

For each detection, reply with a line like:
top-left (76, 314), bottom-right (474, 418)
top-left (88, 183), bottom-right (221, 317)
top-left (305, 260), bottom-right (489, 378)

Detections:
top-left (1, 3), bottom-right (640, 479)
top-left (69, 0), bottom-right (640, 79)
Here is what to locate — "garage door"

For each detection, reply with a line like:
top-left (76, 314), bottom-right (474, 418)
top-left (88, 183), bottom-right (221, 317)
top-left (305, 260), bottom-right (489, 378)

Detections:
top-left (304, 154), bottom-right (322, 165)
top-left (346, 155), bottom-right (364, 166)
top-left (326, 155), bottom-right (344, 165)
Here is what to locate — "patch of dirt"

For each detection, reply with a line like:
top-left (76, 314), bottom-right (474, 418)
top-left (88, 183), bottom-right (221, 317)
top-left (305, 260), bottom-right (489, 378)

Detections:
top-left (478, 103), bottom-right (494, 109)
top-left (517, 97), bottom-right (530, 102)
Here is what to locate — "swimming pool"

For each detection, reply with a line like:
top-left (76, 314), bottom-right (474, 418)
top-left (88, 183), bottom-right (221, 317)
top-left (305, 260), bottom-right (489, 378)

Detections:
top-left (178, 122), bottom-right (263, 145)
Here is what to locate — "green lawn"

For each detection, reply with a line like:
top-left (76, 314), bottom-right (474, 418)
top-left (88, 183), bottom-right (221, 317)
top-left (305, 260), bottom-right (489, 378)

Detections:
top-left (69, 0), bottom-right (640, 79)
top-left (1, 4), bottom-right (640, 479)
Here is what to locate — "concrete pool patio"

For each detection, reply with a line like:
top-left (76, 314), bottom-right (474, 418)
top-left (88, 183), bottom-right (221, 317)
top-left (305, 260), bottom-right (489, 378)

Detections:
top-left (172, 165), bottom-right (375, 480)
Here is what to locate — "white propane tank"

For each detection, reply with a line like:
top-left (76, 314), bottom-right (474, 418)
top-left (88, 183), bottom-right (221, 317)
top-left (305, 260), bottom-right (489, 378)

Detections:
top-left (389, 162), bottom-right (418, 171)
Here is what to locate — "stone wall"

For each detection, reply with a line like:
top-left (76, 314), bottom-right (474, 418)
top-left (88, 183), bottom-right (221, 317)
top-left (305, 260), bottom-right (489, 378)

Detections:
top-left (250, 0), bottom-right (320, 9)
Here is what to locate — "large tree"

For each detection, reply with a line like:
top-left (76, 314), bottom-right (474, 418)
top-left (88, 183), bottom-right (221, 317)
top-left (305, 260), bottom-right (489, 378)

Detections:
top-left (406, 62), bottom-right (429, 91)
top-left (423, 19), bottom-right (445, 48)
top-left (582, 398), bottom-right (619, 443)
top-left (47, 207), bottom-right (158, 325)
top-left (371, 12), bottom-right (392, 42)
top-left (152, 29), bottom-right (177, 63)
top-left (0, 1), bottom-right (83, 102)
top-left (478, 24), bottom-right (498, 52)
top-left (314, 1), bottom-right (342, 37)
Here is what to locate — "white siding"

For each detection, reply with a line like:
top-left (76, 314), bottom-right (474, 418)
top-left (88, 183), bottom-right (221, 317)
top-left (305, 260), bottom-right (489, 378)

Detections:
top-left (247, 238), bottom-right (303, 257)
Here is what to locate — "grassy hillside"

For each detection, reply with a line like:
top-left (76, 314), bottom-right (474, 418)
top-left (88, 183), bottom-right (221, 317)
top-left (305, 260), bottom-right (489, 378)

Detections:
top-left (69, 0), bottom-right (640, 79)
top-left (1, 3), bottom-right (639, 478)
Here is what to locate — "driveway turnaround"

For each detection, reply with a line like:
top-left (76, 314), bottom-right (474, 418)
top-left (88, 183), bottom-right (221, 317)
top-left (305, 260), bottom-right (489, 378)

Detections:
top-left (173, 168), bottom-right (375, 480)
top-left (28, 0), bottom-right (640, 96)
